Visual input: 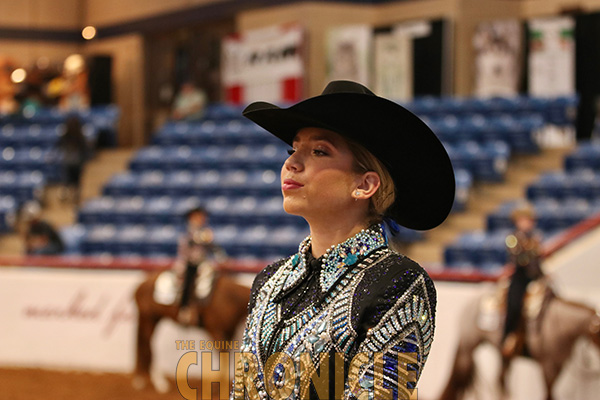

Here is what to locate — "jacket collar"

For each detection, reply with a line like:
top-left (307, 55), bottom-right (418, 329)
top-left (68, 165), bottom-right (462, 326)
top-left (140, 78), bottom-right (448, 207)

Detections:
top-left (274, 225), bottom-right (387, 301)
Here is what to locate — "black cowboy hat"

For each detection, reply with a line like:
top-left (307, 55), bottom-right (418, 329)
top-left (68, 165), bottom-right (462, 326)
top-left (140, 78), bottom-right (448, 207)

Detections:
top-left (242, 80), bottom-right (455, 230)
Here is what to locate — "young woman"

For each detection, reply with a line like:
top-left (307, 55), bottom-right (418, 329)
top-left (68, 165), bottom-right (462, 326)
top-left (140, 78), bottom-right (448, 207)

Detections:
top-left (232, 81), bottom-right (455, 400)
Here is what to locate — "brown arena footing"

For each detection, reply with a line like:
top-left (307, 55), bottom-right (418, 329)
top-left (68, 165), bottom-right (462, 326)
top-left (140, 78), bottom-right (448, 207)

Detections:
top-left (0, 368), bottom-right (226, 400)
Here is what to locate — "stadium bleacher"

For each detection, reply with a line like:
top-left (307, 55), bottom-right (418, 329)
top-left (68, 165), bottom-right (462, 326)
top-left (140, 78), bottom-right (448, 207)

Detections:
top-left (54, 95), bottom-right (579, 261)
top-left (444, 139), bottom-right (600, 272)
top-left (0, 95), bottom-right (584, 262)
top-left (0, 106), bottom-right (120, 232)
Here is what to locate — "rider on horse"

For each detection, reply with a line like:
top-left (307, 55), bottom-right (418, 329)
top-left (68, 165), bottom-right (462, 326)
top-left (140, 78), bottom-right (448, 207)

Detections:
top-left (174, 206), bottom-right (224, 325)
top-left (502, 202), bottom-right (544, 358)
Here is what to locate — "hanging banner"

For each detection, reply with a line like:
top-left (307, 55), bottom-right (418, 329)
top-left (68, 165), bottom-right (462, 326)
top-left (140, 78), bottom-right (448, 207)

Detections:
top-left (528, 16), bottom-right (575, 97)
top-left (374, 33), bottom-right (412, 100)
top-left (326, 24), bottom-right (372, 86)
top-left (222, 24), bottom-right (304, 105)
top-left (373, 21), bottom-right (432, 101)
top-left (473, 19), bottom-right (522, 97)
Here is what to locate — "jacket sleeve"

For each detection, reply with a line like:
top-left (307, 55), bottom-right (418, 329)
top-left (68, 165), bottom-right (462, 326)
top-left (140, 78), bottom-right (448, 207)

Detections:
top-left (345, 257), bottom-right (436, 400)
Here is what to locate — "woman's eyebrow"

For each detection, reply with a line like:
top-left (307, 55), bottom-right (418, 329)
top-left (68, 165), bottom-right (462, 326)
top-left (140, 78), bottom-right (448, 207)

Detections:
top-left (312, 136), bottom-right (335, 144)
top-left (292, 136), bottom-right (336, 146)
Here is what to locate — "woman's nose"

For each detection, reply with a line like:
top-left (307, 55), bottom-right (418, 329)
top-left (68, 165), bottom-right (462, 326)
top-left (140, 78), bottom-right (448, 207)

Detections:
top-left (283, 151), bottom-right (303, 172)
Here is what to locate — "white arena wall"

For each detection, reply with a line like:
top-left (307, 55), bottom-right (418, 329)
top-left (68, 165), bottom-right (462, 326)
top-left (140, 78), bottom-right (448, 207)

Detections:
top-left (0, 222), bottom-right (599, 400)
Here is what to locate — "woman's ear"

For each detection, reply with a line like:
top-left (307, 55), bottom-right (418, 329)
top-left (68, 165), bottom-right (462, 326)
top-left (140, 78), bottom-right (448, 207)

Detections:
top-left (355, 171), bottom-right (380, 200)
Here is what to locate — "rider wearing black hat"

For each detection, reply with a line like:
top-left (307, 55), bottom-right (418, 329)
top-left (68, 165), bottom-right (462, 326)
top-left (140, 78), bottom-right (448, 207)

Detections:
top-left (232, 80), bottom-right (455, 400)
top-left (176, 206), bottom-right (221, 325)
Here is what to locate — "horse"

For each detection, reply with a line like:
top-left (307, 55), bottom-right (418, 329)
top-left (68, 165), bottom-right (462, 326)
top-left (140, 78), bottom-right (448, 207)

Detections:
top-left (132, 268), bottom-right (251, 392)
top-left (439, 279), bottom-right (600, 400)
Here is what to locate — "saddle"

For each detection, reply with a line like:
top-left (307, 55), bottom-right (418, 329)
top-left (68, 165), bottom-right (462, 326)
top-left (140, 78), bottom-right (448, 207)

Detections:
top-left (153, 263), bottom-right (218, 307)
top-left (477, 277), bottom-right (554, 334)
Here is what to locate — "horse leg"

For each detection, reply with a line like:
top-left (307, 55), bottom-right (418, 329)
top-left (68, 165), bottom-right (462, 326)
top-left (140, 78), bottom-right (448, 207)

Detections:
top-left (133, 311), bottom-right (161, 390)
top-left (541, 362), bottom-right (560, 400)
top-left (498, 355), bottom-right (512, 400)
top-left (439, 340), bottom-right (479, 400)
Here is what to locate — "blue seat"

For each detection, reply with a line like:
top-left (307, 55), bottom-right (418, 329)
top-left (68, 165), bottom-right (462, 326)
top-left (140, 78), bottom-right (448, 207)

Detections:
top-left (138, 171), bottom-right (166, 197)
top-left (103, 172), bottom-right (138, 196)
top-left (444, 231), bottom-right (487, 268)
top-left (186, 146), bottom-right (226, 169)
top-left (453, 169), bottom-right (473, 211)
top-left (0, 171), bottom-right (45, 204)
top-left (142, 196), bottom-right (176, 225)
top-left (129, 147), bottom-right (166, 171)
top-left (564, 142), bottom-right (600, 171)
top-left (204, 103), bottom-right (244, 120)
top-left (145, 225), bottom-right (180, 256)
top-left (113, 196), bottom-right (146, 224)
top-left (527, 172), bottom-right (568, 201)
top-left (213, 224), bottom-right (241, 247)
top-left (545, 95), bottom-right (578, 127)
top-left (394, 226), bottom-right (424, 243)
top-left (265, 225), bottom-right (309, 256)
top-left (113, 225), bottom-right (147, 255)
top-left (507, 115), bottom-right (543, 153)
top-left (59, 224), bottom-right (87, 254)
top-left (172, 196), bottom-right (203, 223)
top-left (403, 96), bottom-right (442, 118)
top-left (163, 171), bottom-right (195, 197)
top-left (431, 115), bottom-right (462, 143)
top-left (256, 195), bottom-right (303, 225)
top-left (191, 169), bottom-right (222, 194)
top-left (78, 196), bottom-right (118, 224)
top-left (0, 195), bottom-right (17, 233)
top-left (459, 114), bottom-right (488, 142)
top-left (81, 224), bottom-right (119, 255)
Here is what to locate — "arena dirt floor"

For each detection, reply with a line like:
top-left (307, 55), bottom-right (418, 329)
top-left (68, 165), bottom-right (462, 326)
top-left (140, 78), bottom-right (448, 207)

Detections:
top-left (0, 368), bottom-right (225, 400)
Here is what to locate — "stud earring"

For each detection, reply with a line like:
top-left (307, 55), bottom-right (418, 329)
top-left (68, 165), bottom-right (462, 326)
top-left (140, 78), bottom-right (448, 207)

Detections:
top-left (355, 190), bottom-right (360, 201)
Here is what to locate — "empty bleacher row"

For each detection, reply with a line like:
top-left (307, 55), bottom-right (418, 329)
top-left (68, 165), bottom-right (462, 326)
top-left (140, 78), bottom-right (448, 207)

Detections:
top-left (404, 95), bottom-right (575, 126)
top-left (59, 95), bottom-right (577, 261)
top-left (444, 140), bottom-right (600, 271)
top-left (0, 106), bottom-right (119, 135)
top-left (0, 106), bottom-right (119, 233)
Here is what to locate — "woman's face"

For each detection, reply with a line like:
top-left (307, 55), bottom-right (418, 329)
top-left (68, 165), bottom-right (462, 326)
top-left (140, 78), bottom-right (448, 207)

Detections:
top-left (515, 215), bottom-right (535, 233)
top-left (281, 127), bottom-right (361, 222)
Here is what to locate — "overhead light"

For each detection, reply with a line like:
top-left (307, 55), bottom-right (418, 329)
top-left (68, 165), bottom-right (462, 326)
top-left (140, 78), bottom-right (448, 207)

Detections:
top-left (64, 54), bottom-right (85, 74)
top-left (10, 68), bottom-right (26, 83)
top-left (82, 26), bottom-right (97, 40)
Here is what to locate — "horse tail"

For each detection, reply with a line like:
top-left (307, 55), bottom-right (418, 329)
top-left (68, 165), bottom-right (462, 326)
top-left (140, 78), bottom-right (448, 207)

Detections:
top-left (438, 341), bottom-right (477, 400)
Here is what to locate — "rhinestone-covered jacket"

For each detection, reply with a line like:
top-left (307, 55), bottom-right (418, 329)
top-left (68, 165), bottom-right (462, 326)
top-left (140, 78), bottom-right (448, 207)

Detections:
top-left (232, 229), bottom-right (437, 400)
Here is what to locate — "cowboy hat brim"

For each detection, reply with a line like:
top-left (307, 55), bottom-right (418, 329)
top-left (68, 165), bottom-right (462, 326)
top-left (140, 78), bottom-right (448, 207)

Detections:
top-left (243, 88), bottom-right (455, 231)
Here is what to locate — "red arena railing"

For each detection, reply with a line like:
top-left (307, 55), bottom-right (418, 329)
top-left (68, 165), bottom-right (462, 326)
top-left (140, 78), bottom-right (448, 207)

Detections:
top-left (1, 212), bottom-right (599, 283)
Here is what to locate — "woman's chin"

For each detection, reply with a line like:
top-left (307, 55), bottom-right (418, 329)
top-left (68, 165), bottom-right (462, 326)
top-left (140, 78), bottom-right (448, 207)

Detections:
top-left (282, 199), bottom-right (305, 217)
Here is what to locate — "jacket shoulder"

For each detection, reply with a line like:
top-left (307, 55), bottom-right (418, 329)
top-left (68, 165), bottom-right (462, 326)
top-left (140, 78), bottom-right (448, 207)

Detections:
top-left (248, 256), bottom-right (289, 311)
top-left (352, 250), bottom-right (437, 336)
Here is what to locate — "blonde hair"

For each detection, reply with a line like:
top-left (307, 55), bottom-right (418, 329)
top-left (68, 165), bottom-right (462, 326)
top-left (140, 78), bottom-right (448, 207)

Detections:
top-left (347, 140), bottom-right (396, 222)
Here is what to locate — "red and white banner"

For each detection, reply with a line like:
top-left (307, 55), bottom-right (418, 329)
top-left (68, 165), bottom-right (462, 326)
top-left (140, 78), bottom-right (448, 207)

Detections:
top-left (222, 24), bottom-right (305, 105)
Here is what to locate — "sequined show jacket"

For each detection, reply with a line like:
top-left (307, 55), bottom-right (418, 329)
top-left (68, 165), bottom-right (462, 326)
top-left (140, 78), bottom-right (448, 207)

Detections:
top-left (232, 227), bottom-right (437, 400)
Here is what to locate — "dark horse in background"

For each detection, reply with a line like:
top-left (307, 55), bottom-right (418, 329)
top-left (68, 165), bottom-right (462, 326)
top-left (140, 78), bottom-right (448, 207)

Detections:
top-left (439, 278), bottom-right (600, 400)
top-left (133, 269), bottom-right (251, 392)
